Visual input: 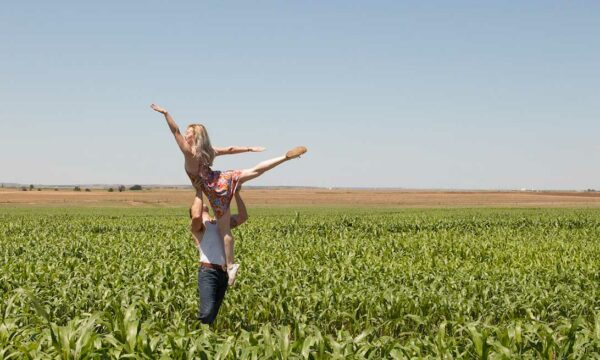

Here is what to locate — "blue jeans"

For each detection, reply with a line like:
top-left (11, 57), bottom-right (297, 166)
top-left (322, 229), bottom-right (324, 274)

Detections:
top-left (197, 266), bottom-right (228, 324)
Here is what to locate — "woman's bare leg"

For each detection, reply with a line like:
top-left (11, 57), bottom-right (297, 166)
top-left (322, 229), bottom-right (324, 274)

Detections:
top-left (216, 209), bottom-right (240, 285)
top-left (217, 209), bottom-right (234, 265)
top-left (239, 146), bottom-right (307, 183)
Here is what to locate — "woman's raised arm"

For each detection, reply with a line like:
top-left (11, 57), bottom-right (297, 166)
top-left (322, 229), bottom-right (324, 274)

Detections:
top-left (151, 103), bottom-right (192, 156)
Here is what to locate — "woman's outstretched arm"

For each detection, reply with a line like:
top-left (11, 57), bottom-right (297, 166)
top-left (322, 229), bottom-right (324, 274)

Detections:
top-left (214, 146), bottom-right (265, 157)
top-left (151, 103), bottom-right (193, 156)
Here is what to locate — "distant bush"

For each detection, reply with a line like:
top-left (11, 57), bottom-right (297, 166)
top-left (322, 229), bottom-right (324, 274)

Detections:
top-left (21, 187), bottom-right (27, 191)
top-left (37, 188), bottom-right (42, 191)
top-left (85, 188), bottom-right (91, 192)
top-left (29, 184), bottom-right (34, 190)
top-left (74, 186), bottom-right (81, 192)
top-left (118, 185), bottom-right (126, 192)
top-left (129, 185), bottom-right (143, 191)
top-left (54, 188), bottom-right (59, 191)
top-left (108, 188), bottom-right (114, 192)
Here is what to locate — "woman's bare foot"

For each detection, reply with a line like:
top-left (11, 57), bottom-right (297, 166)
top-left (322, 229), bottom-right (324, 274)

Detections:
top-left (227, 263), bottom-right (240, 286)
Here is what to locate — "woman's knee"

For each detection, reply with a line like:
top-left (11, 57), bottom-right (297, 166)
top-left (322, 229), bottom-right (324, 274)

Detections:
top-left (216, 214), bottom-right (232, 231)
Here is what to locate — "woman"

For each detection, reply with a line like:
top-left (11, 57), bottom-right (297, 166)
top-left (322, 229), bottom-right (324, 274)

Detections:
top-left (151, 103), bottom-right (307, 285)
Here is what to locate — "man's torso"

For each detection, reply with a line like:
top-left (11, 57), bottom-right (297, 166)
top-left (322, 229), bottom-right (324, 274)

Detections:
top-left (199, 221), bottom-right (225, 265)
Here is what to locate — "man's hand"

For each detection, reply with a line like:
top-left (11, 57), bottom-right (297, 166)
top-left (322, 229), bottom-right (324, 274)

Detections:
top-left (250, 146), bottom-right (266, 152)
top-left (150, 103), bottom-right (168, 114)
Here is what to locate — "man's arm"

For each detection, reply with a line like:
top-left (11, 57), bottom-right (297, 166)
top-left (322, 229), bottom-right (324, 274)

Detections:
top-left (230, 189), bottom-right (248, 229)
top-left (190, 225), bottom-right (204, 248)
top-left (190, 191), bottom-right (205, 233)
top-left (214, 146), bottom-right (265, 157)
top-left (150, 104), bottom-right (193, 156)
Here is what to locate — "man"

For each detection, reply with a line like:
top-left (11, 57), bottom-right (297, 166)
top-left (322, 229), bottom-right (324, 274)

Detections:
top-left (189, 187), bottom-right (248, 325)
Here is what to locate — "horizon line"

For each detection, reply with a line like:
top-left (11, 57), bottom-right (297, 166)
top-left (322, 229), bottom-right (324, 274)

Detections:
top-left (1, 183), bottom-right (598, 193)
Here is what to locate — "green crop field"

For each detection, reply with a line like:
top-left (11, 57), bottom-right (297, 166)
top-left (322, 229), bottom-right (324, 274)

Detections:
top-left (2, 207), bottom-right (600, 358)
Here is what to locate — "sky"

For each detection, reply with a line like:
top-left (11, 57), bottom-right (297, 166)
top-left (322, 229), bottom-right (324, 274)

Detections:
top-left (1, 1), bottom-right (599, 189)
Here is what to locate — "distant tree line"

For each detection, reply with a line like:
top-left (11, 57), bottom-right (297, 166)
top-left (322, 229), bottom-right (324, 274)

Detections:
top-left (106, 185), bottom-right (142, 192)
top-left (13, 184), bottom-right (144, 192)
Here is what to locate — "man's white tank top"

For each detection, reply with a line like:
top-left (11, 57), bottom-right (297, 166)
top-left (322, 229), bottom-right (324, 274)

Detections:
top-left (198, 220), bottom-right (226, 265)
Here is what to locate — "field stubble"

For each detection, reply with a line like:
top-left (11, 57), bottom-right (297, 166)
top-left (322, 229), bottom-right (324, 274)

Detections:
top-left (2, 188), bottom-right (600, 208)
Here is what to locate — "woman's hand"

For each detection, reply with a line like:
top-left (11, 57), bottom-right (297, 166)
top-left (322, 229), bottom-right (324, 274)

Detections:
top-left (150, 103), bottom-right (168, 114)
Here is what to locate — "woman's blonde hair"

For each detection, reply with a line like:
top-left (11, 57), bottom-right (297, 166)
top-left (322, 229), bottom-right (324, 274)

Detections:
top-left (187, 124), bottom-right (216, 166)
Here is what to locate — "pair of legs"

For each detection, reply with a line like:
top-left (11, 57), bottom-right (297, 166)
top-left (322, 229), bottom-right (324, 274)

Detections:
top-left (197, 266), bottom-right (228, 324)
top-left (217, 147), bottom-right (307, 285)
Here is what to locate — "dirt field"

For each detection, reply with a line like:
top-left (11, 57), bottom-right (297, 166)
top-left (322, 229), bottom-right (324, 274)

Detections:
top-left (2, 188), bottom-right (600, 208)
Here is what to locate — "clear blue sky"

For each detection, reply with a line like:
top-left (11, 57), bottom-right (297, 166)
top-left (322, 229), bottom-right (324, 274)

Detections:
top-left (1, 1), bottom-right (599, 189)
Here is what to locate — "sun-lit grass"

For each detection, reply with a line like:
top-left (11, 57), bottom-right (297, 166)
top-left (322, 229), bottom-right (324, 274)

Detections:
top-left (2, 207), bottom-right (600, 358)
